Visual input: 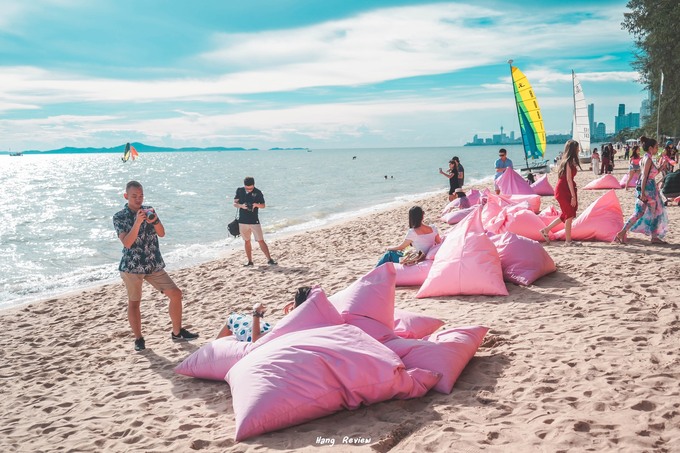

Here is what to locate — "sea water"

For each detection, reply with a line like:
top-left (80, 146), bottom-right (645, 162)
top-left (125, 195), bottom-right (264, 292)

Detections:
top-left (0, 144), bottom-right (563, 309)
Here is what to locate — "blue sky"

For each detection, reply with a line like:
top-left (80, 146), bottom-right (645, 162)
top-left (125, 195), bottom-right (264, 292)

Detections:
top-left (0, 0), bottom-right (646, 151)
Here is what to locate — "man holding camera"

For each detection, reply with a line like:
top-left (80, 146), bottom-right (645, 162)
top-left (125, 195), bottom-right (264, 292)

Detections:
top-left (233, 176), bottom-right (277, 266)
top-left (113, 180), bottom-right (198, 351)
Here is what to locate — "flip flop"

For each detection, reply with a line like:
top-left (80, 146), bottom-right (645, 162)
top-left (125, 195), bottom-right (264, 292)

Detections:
top-left (613, 233), bottom-right (626, 245)
top-left (539, 229), bottom-right (550, 244)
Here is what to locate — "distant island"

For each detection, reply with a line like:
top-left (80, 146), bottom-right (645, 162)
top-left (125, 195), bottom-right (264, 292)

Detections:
top-left (0, 142), bottom-right (312, 155)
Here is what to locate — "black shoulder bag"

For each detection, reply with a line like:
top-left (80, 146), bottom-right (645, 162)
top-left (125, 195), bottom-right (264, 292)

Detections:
top-left (227, 208), bottom-right (240, 237)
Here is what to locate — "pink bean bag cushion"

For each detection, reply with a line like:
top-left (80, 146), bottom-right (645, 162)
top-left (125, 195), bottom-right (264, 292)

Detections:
top-left (496, 167), bottom-right (535, 195)
top-left (328, 262), bottom-right (396, 331)
top-left (393, 308), bottom-right (444, 339)
top-left (531, 174), bottom-right (555, 196)
top-left (503, 206), bottom-right (550, 242)
top-left (583, 174), bottom-right (623, 190)
top-left (417, 207), bottom-right (508, 298)
top-left (619, 172), bottom-right (640, 188)
top-left (498, 193), bottom-right (541, 213)
top-left (384, 325), bottom-right (489, 394)
top-left (174, 336), bottom-right (253, 381)
top-left (552, 190), bottom-right (624, 242)
top-left (441, 206), bottom-right (476, 225)
top-left (394, 260), bottom-right (433, 287)
top-left (441, 189), bottom-right (482, 214)
top-left (490, 232), bottom-right (556, 285)
top-left (227, 323), bottom-right (442, 440)
top-left (538, 206), bottom-right (562, 232)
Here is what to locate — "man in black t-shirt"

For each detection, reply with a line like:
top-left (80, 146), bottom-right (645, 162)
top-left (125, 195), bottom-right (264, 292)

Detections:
top-left (233, 176), bottom-right (277, 266)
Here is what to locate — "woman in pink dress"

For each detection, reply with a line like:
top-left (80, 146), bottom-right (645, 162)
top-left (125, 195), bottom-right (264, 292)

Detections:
top-left (539, 140), bottom-right (582, 246)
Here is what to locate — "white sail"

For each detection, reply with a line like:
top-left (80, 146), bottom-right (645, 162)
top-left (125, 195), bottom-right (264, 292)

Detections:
top-left (572, 70), bottom-right (591, 154)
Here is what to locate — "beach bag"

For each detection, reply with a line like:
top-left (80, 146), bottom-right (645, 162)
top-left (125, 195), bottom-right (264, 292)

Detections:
top-left (400, 250), bottom-right (425, 266)
top-left (227, 209), bottom-right (240, 237)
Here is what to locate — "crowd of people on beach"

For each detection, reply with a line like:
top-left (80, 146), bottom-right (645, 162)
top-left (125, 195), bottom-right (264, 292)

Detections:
top-left (112, 137), bottom-right (673, 351)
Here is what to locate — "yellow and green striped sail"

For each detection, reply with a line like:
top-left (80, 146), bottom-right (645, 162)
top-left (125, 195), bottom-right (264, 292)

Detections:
top-left (510, 65), bottom-right (546, 160)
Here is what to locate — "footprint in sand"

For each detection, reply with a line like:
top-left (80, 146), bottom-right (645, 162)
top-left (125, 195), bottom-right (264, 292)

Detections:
top-left (632, 400), bottom-right (656, 411)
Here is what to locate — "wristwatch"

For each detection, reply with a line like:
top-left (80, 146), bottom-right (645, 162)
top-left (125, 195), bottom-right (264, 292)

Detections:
top-left (252, 311), bottom-right (264, 318)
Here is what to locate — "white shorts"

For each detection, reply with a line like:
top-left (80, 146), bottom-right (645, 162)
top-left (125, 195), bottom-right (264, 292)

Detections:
top-left (239, 223), bottom-right (264, 241)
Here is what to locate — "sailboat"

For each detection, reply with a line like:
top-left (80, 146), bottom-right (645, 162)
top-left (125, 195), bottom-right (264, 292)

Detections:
top-left (508, 60), bottom-right (550, 175)
top-left (121, 142), bottom-right (139, 162)
top-left (572, 70), bottom-right (591, 164)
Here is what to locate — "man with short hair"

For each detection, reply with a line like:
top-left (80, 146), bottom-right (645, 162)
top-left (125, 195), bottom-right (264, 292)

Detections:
top-left (113, 180), bottom-right (198, 351)
top-left (494, 148), bottom-right (513, 194)
top-left (233, 176), bottom-right (277, 266)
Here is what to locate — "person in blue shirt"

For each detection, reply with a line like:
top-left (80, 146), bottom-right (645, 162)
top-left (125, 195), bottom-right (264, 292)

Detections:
top-left (494, 148), bottom-right (514, 194)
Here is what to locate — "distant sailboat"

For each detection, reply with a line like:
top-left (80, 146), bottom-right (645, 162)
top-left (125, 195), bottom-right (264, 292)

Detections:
top-left (121, 142), bottom-right (139, 162)
top-left (508, 60), bottom-right (550, 174)
top-left (572, 70), bottom-right (591, 164)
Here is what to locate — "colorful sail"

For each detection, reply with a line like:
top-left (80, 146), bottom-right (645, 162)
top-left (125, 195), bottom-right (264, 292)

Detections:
top-left (509, 63), bottom-right (546, 160)
top-left (121, 142), bottom-right (139, 162)
top-left (572, 70), bottom-right (590, 153)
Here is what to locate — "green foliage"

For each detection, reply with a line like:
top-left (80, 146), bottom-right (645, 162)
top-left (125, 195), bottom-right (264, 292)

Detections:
top-left (623, 0), bottom-right (680, 137)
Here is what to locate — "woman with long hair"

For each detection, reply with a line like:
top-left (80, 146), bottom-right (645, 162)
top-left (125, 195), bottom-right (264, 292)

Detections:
top-left (540, 140), bottom-right (583, 246)
top-left (614, 136), bottom-right (668, 244)
top-left (376, 206), bottom-right (441, 267)
top-left (624, 145), bottom-right (641, 191)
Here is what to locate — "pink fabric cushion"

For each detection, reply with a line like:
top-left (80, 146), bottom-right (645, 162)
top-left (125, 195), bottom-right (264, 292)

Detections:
top-left (441, 206), bottom-right (476, 225)
top-left (619, 172), bottom-right (639, 188)
top-left (174, 336), bottom-right (253, 381)
top-left (498, 193), bottom-right (541, 213)
top-left (490, 232), bottom-right (556, 285)
top-left (441, 189), bottom-right (482, 214)
top-left (417, 207), bottom-right (508, 298)
top-left (393, 308), bottom-right (444, 339)
top-left (394, 261), bottom-right (433, 287)
top-left (253, 286), bottom-right (345, 350)
top-left (496, 167), bottom-right (535, 195)
top-left (425, 239), bottom-right (444, 260)
top-left (583, 174), bottom-right (623, 190)
top-left (227, 324), bottom-right (442, 440)
top-left (538, 206), bottom-right (562, 232)
top-left (553, 190), bottom-right (624, 242)
top-left (503, 207), bottom-right (550, 242)
top-left (531, 174), bottom-right (555, 196)
top-left (384, 326), bottom-right (489, 394)
top-left (329, 262), bottom-right (396, 330)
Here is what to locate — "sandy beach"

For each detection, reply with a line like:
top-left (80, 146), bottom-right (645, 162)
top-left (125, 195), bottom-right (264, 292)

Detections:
top-left (2, 163), bottom-right (679, 452)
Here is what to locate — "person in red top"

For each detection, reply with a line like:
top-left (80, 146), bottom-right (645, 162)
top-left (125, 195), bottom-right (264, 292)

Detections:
top-left (539, 140), bottom-right (582, 246)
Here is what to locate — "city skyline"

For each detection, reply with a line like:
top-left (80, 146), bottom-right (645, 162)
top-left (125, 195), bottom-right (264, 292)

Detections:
top-left (1, 0), bottom-right (646, 151)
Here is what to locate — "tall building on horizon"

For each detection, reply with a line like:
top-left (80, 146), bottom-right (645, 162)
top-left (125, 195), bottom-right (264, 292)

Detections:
top-left (588, 103), bottom-right (595, 136)
top-left (615, 104), bottom-right (640, 133)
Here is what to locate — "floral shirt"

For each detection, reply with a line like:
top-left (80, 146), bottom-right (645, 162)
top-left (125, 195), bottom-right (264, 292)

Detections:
top-left (227, 313), bottom-right (272, 342)
top-left (113, 204), bottom-right (165, 274)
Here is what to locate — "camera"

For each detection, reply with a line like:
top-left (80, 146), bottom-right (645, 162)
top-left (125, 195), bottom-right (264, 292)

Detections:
top-left (145, 209), bottom-right (157, 221)
top-left (245, 203), bottom-right (254, 212)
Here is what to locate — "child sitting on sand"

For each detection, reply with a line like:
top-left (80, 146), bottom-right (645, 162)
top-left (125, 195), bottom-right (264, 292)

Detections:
top-left (216, 287), bottom-right (311, 342)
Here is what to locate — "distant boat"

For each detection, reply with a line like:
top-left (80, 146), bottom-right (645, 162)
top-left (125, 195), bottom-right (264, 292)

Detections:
top-left (508, 60), bottom-right (550, 175)
top-left (572, 70), bottom-right (591, 164)
top-left (9, 149), bottom-right (22, 156)
top-left (121, 142), bottom-right (139, 162)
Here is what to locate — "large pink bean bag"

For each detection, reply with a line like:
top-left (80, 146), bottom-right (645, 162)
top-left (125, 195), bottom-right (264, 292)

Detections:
top-left (538, 206), bottom-right (562, 232)
top-left (174, 336), bottom-right (253, 381)
top-left (227, 324), bottom-right (442, 440)
top-left (531, 174), bottom-right (555, 196)
top-left (329, 263), bottom-right (396, 330)
top-left (481, 195), bottom-right (510, 234)
top-left (498, 193), bottom-right (541, 213)
top-left (384, 326), bottom-right (489, 394)
top-left (395, 260), bottom-right (433, 287)
top-left (583, 174), bottom-right (622, 190)
top-left (393, 309), bottom-right (444, 339)
top-left (619, 172), bottom-right (640, 188)
top-left (417, 207), bottom-right (508, 298)
top-left (496, 167), bottom-right (535, 195)
top-left (490, 232), bottom-right (556, 285)
top-left (552, 190), bottom-right (624, 242)
top-left (503, 207), bottom-right (550, 242)
top-left (441, 206), bottom-right (476, 225)
top-left (441, 189), bottom-right (482, 214)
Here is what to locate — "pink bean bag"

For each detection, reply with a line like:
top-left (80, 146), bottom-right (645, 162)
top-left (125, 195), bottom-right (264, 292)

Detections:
top-left (394, 260), bottom-right (433, 287)
top-left (490, 232), bottom-right (556, 285)
top-left (441, 189), bottom-right (482, 214)
top-left (496, 167), bottom-right (535, 195)
top-left (503, 207), bottom-right (550, 242)
top-left (538, 206), bottom-right (562, 232)
top-left (583, 174), bottom-right (622, 190)
top-left (482, 194), bottom-right (511, 234)
top-left (174, 336), bottom-right (253, 381)
top-left (384, 325), bottom-right (489, 394)
top-left (393, 309), bottom-right (444, 339)
top-left (552, 190), bottom-right (624, 242)
top-left (619, 172), bottom-right (640, 188)
top-left (531, 174), bottom-right (555, 196)
top-left (227, 323), bottom-right (442, 440)
top-left (498, 193), bottom-right (541, 213)
top-left (441, 206), bottom-right (476, 225)
top-left (417, 207), bottom-right (508, 298)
